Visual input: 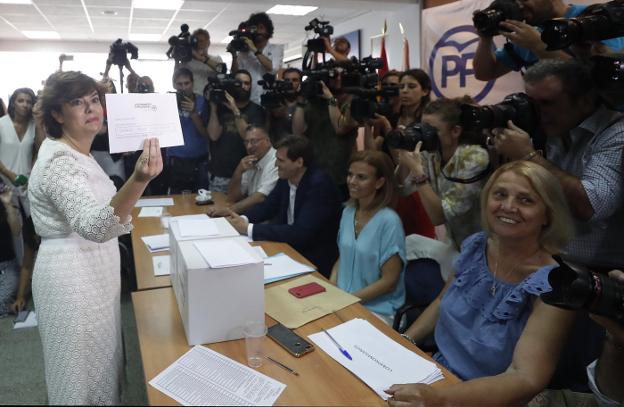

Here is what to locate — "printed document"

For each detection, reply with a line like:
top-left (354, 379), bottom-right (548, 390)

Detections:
top-left (142, 234), bottom-right (170, 252)
top-left (263, 253), bottom-right (315, 284)
top-left (150, 345), bottom-right (286, 406)
top-left (152, 255), bottom-right (171, 276)
top-left (106, 93), bottom-right (184, 153)
top-left (138, 206), bottom-right (163, 217)
top-left (194, 239), bottom-right (259, 268)
top-left (136, 197), bottom-right (175, 207)
top-left (308, 318), bottom-right (443, 399)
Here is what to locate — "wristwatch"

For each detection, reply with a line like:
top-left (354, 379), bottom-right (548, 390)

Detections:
top-left (254, 50), bottom-right (262, 56)
top-left (328, 97), bottom-right (338, 106)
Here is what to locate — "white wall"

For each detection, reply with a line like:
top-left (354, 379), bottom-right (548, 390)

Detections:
top-left (331, 4), bottom-right (421, 70)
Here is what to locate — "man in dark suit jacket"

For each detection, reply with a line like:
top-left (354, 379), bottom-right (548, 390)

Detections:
top-left (226, 136), bottom-right (341, 277)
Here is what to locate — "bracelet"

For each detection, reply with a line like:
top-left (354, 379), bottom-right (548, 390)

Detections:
top-left (412, 173), bottom-right (429, 186)
top-left (523, 149), bottom-right (543, 161)
top-left (401, 333), bottom-right (417, 345)
top-left (328, 97), bottom-right (338, 106)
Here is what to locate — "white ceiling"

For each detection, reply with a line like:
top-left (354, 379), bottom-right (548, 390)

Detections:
top-left (0, 0), bottom-right (417, 53)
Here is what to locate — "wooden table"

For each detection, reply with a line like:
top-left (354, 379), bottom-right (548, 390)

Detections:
top-left (131, 193), bottom-right (228, 291)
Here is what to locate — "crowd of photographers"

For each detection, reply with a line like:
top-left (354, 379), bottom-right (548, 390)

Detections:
top-left (1, 1), bottom-right (624, 405)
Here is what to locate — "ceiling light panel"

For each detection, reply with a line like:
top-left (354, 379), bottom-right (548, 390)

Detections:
top-left (22, 30), bottom-right (60, 39)
top-left (0, 0), bottom-right (33, 4)
top-left (132, 0), bottom-right (183, 10)
top-left (266, 5), bottom-right (318, 16)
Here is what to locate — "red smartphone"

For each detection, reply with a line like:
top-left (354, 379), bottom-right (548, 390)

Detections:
top-left (288, 282), bottom-right (326, 298)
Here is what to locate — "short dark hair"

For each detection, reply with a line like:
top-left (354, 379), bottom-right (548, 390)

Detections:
top-left (275, 136), bottom-right (314, 167)
top-left (173, 67), bottom-right (194, 83)
top-left (34, 71), bottom-right (104, 139)
top-left (248, 12), bottom-right (274, 38)
top-left (8, 87), bottom-right (36, 120)
top-left (524, 59), bottom-right (595, 101)
top-left (192, 28), bottom-right (209, 39)
top-left (245, 124), bottom-right (269, 138)
top-left (234, 69), bottom-right (252, 83)
top-left (381, 70), bottom-right (401, 83)
top-left (334, 36), bottom-right (351, 50)
top-left (283, 67), bottom-right (303, 81)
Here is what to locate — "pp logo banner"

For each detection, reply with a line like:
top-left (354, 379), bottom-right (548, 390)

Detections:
top-left (428, 25), bottom-right (494, 103)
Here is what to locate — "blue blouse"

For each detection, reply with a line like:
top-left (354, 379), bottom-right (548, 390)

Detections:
top-left (433, 232), bottom-right (555, 380)
top-left (337, 206), bottom-right (406, 317)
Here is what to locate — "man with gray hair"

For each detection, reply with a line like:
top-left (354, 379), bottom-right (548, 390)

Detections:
top-left (493, 59), bottom-right (624, 271)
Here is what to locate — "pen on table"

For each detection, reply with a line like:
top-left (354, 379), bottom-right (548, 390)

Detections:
top-left (266, 356), bottom-right (299, 376)
top-left (322, 328), bottom-right (352, 360)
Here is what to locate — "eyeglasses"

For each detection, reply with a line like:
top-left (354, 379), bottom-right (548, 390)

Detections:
top-left (244, 138), bottom-right (265, 146)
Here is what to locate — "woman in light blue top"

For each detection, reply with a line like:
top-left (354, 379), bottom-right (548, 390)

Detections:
top-left (387, 161), bottom-right (576, 406)
top-left (330, 150), bottom-right (406, 322)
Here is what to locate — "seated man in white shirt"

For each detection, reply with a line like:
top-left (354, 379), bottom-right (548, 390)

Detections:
top-left (207, 125), bottom-right (277, 216)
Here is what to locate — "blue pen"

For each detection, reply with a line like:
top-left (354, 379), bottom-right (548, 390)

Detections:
top-left (322, 328), bottom-right (352, 360)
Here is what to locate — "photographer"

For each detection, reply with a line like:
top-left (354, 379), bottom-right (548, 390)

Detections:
top-left (267, 67), bottom-right (302, 145)
top-left (230, 12), bottom-right (284, 105)
top-left (177, 28), bottom-right (224, 96)
top-left (167, 67), bottom-right (209, 194)
top-left (473, 0), bottom-right (624, 81)
top-left (322, 36), bottom-right (351, 62)
top-left (206, 69), bottom-right (266, 193)
top-left (493, 59), bottom-right (624, 270)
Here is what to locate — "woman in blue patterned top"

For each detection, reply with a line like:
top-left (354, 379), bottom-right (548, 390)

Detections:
top-left (330, 150), bottom-right (406, 324)
top-left (387, 161), bottom-right (576, 406)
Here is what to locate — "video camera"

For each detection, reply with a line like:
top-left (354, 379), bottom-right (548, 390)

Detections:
top-left (109, 39), bottom-right (139, 67)
top-left (166, 24), bottom-right (199, 64)
top-left (227, 21), bottom-right (258, 53)
top-left (541, 1), bottom-right (624, 51)
top-left (459, 92), bottom-right (539, 135)
top-left (305, 18), bottom-right (334, 53)
top-left (385, 123), bottom-right (440, 152)
top-left (472, 0), bottom-right (523, 37)
top-left (258, 73), bottom-right (295, 109)
top-left (541, 257), bottom-right (624, 324)
top-left (204, 74), bottom-right (242, 105)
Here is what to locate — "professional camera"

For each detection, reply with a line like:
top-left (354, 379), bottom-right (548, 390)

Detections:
top-left (305, 18), bottom-right (334, 53)
top-left (592, 54), bottom-right (624, 90)
top-left (227, 22), bottom-right (258, 53)
top-left (541, 258), bottom-right (624, 324)
top-left (541, 1), bottom-right (624, 51)
top-left (166, 24), bottom-right (198, 64)
top-left (108, 39), bottom-right (139, 67)
top-left (258, 73), bottom-right (295, 109)
top-left (136, 82), bottom-right (151, 93)
top-left (300, 68), bottom-right (333, 99)
top-left (472, 0), bottom-right (523, 37)
top-left (204, 75), bottom-right (242, 105)
top-left (460, 92), bottom-right (539, 135)
top-left (385, 123), bottom-right (440, 152)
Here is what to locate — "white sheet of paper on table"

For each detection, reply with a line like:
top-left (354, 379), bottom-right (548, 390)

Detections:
top-left (263, 253), bottom-right (315, 284)
top-left (141, 234), bottom-right (170, 252)
top-left (149, 345), bottom-right (286, 406)
top-left (193, 239), bottom-right (258, 268)
top-left (105, 93), bottom-right (184, 154)
top-left (138, 206), bottom-right (164, 217)
top-left (13, 311), bottom-right (38, 329)
top-left (135, 198), bottom-right (175, 207)
top-left (308, 318), bottom-right (443, 400)
top-left (152, 255), bottom-right (171, 276)
top-left (177, 218), bottom-right (219, 237)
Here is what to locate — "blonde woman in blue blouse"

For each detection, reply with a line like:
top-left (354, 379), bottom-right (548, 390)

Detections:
top-left (330, 150), bottom-right (406, 324)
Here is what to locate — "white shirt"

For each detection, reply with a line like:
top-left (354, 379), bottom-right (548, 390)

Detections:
top-left (181, 54), bottom-right (224, 96)
top-left (240, 147), bottom-right (278, 197)
top-left (236, 43), bottom-right (284, 104)
top-left (245, 178), bottom-right (297, 239)
top-left (0, 115), bottom-right (36, 185)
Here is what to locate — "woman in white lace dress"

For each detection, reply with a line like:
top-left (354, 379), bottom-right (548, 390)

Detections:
top-left (29, 71), bottom-right (162, 405)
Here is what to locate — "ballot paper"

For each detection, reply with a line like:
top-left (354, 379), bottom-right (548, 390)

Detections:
top-left (152, 255), bottom-right (171, 276)
top-left (193, 239), bottom-right (258, 268)
top-left (178, 217), bottom-right (219, 237)
top-left (13, 311), bottom-right (38, 329)
top-left (138, 206), bottom-right (164, 217)
top-left (135, 198), bottom-right (175, 207)
top-left (263, 253), bottom-right (315, 284)
top-left (150, 345), bottom-right (286, 406)
top-left (106, 93), bottom-right (184, 153)
top-left (308, 318), bottom-right (443, 400)
top-left (141, 234), bottom-right (170, 252)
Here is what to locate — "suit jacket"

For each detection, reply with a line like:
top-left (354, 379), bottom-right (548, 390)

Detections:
top-left (244, 166), bottom-right (341, 277)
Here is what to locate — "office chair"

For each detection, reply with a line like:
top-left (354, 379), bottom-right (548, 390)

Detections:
top-left (118, 234), bottom-right (136, 292)
top-left (393, 258), bottom-right (445, 352)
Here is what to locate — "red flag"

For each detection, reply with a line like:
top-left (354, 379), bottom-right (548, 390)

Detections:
top-left (379, 20), bottom-right (389, 77)
top-left (403, 36), bottom-right (410, 71)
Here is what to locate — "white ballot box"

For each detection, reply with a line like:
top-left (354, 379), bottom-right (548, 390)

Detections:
top-left (170, 236), bottom-right (264, 346)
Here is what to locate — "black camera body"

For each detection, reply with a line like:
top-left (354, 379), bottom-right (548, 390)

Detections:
top-left (175, 91), bottom-right (195, 111)
top-left (166, 24), bottom-right (199, 64)
top-left (473, 0), bottom-right (523, 37)
top-left (258, 73), bottom-right (295, 109)
top-left (301, 68), bottom-right (333, 99)
top-left (205, 75), bottom-right (242, 104)
top-left (460, 92), bottom-right (539, 135)
top-left (541, 1), bottom-right (624, 50)
top-left (109, 39), bottom-right (139, 67)
top-left (541, 258), bottom-right (624, 324)
top-left (305, 18), bottom-right (334, 53)
top-left (592, 54), bottom-right (624, 91)
top-left (227, 22), bottom-right (258, 53)
top-left (338, 56), bottom-right (391, 122)
top-left (385, 123), bottom-right (440, 152)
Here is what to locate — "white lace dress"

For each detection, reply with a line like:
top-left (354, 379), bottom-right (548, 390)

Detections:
top-left (28, 138), bottom-right (133, 405)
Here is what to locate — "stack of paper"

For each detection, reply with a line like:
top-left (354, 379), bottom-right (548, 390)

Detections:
top-left (141, 234), bottom-right (170, 253)
top-left (135, 197), bottom-right (175, 207)
top-left (150, 346), bottom-right (286, 406)
top-left (193, 240), bottom-right (258, 268)
top-left (263, 253), bottom-right (315, 284)
top-left (308, 319), bottom-right (443, 399)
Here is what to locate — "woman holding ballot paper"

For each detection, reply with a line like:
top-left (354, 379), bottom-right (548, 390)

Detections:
top-left (28, 71), bottom-right (162, 404)
top-left (386, 161), bottom-right (575, 406)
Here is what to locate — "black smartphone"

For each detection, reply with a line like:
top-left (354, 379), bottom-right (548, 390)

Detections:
top-left (267, 323), bottom-right (314, 358)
